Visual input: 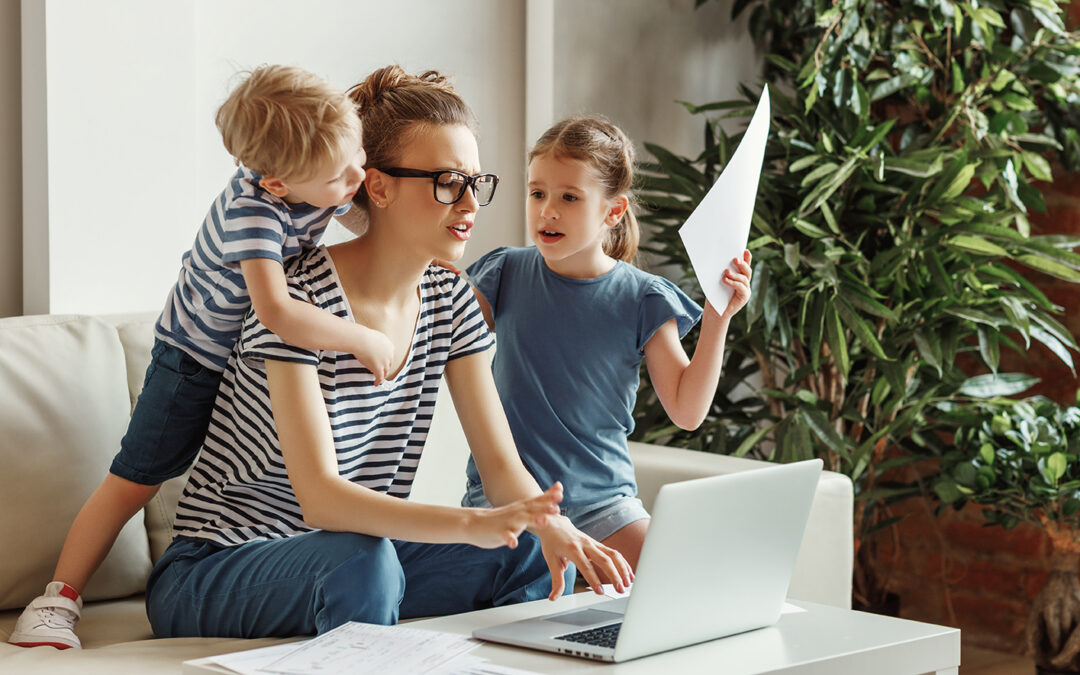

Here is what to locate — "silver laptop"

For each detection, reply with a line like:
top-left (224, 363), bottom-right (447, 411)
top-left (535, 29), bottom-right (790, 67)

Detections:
top-left (473, 459), bottom-right (823, 663)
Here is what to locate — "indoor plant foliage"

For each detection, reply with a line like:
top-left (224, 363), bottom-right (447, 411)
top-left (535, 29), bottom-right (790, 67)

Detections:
top-left (933, 395), bottom-right (1080, 671)
top-left (632, 0), bottom-right (1080, 609)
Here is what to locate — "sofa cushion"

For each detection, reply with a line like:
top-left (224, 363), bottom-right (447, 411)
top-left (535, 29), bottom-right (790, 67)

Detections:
top-left (0, 315), bottom-right (152, 609)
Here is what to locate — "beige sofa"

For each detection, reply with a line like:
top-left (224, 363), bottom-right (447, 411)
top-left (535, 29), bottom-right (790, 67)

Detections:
top-left (0, 313), bottom-right (854, 674)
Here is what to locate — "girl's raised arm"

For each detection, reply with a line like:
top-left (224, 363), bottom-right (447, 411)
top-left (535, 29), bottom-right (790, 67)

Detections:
top-left (643, 250), bottom-right (752, 430)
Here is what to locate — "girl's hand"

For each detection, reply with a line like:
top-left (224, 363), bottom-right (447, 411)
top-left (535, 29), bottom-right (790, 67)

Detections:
top-left (711, 249), bottom-right (752, 321)
top-left (432, 258), bottom-right (463, 275)
top-left (466, 483), bottom-right (562, 549)
top-left (532, 510), bottom-right (634, 600)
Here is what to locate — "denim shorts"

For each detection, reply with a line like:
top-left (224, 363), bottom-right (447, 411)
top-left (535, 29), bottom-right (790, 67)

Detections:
top-left (109, 339), bottom-right (223, 485)
top-left (462, 479), bottom-right (650, 542)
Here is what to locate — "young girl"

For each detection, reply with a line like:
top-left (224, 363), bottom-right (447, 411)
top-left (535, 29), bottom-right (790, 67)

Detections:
top-left (462, 114), bottom-right (753, 570)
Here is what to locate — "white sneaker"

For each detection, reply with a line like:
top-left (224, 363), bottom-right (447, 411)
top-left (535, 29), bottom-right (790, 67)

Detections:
top-left (8, 581), bottom-right (83, 649)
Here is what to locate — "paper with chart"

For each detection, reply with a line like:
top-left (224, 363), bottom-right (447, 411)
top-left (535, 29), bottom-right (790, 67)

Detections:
top-left (257, 622), bottom-right (479, 675)
top-left (678, 85), bottom-right (771, 312)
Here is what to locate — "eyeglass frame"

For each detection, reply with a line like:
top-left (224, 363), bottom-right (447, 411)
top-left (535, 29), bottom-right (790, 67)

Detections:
top-left (375, 167), bottom-right (500, 206)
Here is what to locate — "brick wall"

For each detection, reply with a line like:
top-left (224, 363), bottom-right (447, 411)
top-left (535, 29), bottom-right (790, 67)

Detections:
top-left (881, 91), bottom-right (1080, 650)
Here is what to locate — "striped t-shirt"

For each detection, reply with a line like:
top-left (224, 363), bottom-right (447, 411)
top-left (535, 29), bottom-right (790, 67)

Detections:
top-left (154, 166), bottom-right (349, 371)
top-left (171, 246), bottom-right (494, 547)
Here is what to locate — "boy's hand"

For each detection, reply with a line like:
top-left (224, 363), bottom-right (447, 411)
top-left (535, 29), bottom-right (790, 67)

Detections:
top-left (711, 249), bottom-right (753, 322)
top-left (353, 326), bottom-right (396, 384)
top-left (466, 483), bottom-right (562, 549)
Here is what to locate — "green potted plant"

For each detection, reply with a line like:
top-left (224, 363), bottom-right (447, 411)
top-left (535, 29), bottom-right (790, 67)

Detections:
top-left (632, 0), bottom-right (1080, 611)
top-left (932, 393), bottom-right (1080, 672)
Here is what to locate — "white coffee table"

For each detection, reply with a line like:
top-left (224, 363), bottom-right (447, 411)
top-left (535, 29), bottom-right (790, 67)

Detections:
top-left (183, 592), bottom-right (960, 674)
top-left (410, 592), bottom-right (960, 674)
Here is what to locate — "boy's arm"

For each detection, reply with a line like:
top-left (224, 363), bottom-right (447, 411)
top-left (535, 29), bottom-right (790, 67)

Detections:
top-left (643, 251), bottom-right (752, 430)
top-left (240, 258), bottom-right (396, 383)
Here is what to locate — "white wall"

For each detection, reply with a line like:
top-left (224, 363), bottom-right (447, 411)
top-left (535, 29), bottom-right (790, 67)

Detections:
top-left (553, 0), bottom-right (759, 159)
top-left (0, 0), bottom-right (21, 318)
top-left (13, 0), bottom-right (758, 316)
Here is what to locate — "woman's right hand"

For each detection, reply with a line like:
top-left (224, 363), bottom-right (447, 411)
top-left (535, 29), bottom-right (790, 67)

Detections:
top-left (466, 483), bottom-right (563, 549)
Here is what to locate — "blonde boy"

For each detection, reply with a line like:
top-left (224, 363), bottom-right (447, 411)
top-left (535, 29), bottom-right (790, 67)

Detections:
top-left (9, 65), bottom-right (391, 649)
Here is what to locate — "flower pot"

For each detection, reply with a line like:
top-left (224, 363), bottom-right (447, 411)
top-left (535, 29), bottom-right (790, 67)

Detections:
top-left (1027, 551), bottom-right (1080, 673)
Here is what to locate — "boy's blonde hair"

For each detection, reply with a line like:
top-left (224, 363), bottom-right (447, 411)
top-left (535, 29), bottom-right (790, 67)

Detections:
top-left (216, 65), bottom-right (361, 182)
top-left (529, 115), bottom-right (640, 263)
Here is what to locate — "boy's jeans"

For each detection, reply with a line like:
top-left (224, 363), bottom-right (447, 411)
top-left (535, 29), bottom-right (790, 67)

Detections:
top-left (147, 530), bottom-right (570, 638)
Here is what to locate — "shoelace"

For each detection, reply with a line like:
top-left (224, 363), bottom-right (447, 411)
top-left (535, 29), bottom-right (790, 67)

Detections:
top-left (35, 606), bottom-right (77, 628)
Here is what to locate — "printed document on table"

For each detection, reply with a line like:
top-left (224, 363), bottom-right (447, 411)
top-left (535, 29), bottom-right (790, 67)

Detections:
top-left (678, 85), bottom-right (771, 312)
top-left (257, 621), bottom-right (478, 675)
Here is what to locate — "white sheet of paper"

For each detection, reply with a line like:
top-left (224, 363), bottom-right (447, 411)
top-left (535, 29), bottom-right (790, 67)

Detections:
top-left (678, 85), bottom-right (771, 312)
top-left (429, 654), bottom-right (543, 675)
top-left (602, 582), bottom-right (631, 599)
top-left (257, 622), bottom-right (479, 675)
top-left (207, 642), bottom-right (311, 675)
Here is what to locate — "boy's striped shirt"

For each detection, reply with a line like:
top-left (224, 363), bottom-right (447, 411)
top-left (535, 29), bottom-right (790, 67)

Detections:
top-left (171, 247), bottom-right (493, 547)
top-left (154, 167), bottom-right (348, 371)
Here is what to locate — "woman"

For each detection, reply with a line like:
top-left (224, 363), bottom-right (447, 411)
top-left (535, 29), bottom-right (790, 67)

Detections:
top-left (145, 65), bottom-right (631, 639)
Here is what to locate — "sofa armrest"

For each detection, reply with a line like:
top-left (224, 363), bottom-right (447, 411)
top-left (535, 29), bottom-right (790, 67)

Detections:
top-left (628, 441), bottom-right (853, 609)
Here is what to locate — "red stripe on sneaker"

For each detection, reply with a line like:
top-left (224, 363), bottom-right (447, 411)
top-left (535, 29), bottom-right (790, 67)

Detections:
top-left (11, 641), bottom-right (75, 650)
top-left (58, 584), bottom-right (79, 602)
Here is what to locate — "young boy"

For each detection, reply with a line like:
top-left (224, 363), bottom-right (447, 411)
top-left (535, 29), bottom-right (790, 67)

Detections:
top-left (9, 65), bottom-right (392, 649)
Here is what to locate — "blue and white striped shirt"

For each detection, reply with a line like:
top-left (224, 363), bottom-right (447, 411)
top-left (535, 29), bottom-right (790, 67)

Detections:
top-left (154, 167), bottom-right (349, 371)
top-left (171, 247), bottom-right (494, 547)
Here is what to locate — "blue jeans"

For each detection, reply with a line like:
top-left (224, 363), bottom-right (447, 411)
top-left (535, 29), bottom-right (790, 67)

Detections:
top-left (110, 339), bottom-right (222, 485)
top-left (146, 531), bottom-right (572, 638)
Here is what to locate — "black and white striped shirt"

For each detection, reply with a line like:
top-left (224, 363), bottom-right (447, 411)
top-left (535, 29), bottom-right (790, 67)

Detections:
top-left (171, 246), bottom-right (494, 547)
top-left (155, 167), bottom-right (347, 371)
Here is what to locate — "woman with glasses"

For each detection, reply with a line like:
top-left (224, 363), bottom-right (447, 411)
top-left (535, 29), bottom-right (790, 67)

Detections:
top-left (144, 65), bottom-right (632, 640)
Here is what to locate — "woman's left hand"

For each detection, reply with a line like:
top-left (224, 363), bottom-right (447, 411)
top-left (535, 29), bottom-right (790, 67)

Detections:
top-left (710, 249), bottom-right (753, 322)
top-left (533, 515), bottom-right (634, 600)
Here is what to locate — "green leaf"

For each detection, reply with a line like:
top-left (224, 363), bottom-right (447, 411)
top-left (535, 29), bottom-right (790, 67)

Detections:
top-left (733, 424), bottom-right (772, 458)
top-left (933, 479), bottom-right (965, 504)
top-left (1031, 326), bottom-right (1077, 376)
top-left (835, 297), bottom-right (890, 360)
top-left (1047, 452), bottom-right (1067, 484)
top-left (946, 235), bottom-right (1009, 256)
top-left (978, 327), bottom-right (1000, 373)
top-left (839, 281), bottom-right (897, 319)
top-left (1022, 152), bottom-right (1054, 182)
top-left (824, 303), bottom-right (850, 379)
top-left (789, 155), bottom-right (822, 173)
top-left (940, 163), bottom-right (977, 201)
top-left (914, 329), bottom-right (944, 377)
top-left (801, 408), bottom-right (851, 460)
top-left (1018, 254), bottom-right (1080, 282)
top-left (792, 218), bottom-right (831, 239)
top-left (958, 373), bottom-right (1040, 398)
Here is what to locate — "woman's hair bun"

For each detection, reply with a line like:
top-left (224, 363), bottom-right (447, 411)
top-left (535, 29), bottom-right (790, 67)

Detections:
top-left (348, 65), bottom-right (454, 111)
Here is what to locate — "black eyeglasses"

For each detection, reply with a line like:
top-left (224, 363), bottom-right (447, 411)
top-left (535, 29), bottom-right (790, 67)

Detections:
top-left (377, 167), bottom-right (499, 206)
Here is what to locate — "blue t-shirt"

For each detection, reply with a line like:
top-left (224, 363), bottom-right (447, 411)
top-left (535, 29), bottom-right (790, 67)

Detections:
top-left (464, 246), bottom-right (702, 507)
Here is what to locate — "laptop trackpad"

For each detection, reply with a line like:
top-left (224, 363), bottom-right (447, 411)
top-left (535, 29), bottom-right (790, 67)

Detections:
top-left (544, 609), bottom-right (623, 627)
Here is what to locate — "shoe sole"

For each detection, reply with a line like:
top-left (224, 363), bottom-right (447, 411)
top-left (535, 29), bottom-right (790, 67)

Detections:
top-left (9, 640), bottom-right (78, 649)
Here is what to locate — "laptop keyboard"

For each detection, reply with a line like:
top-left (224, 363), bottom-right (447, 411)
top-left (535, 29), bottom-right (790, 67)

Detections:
top-left (555, 622), bottom-right (622, 649)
